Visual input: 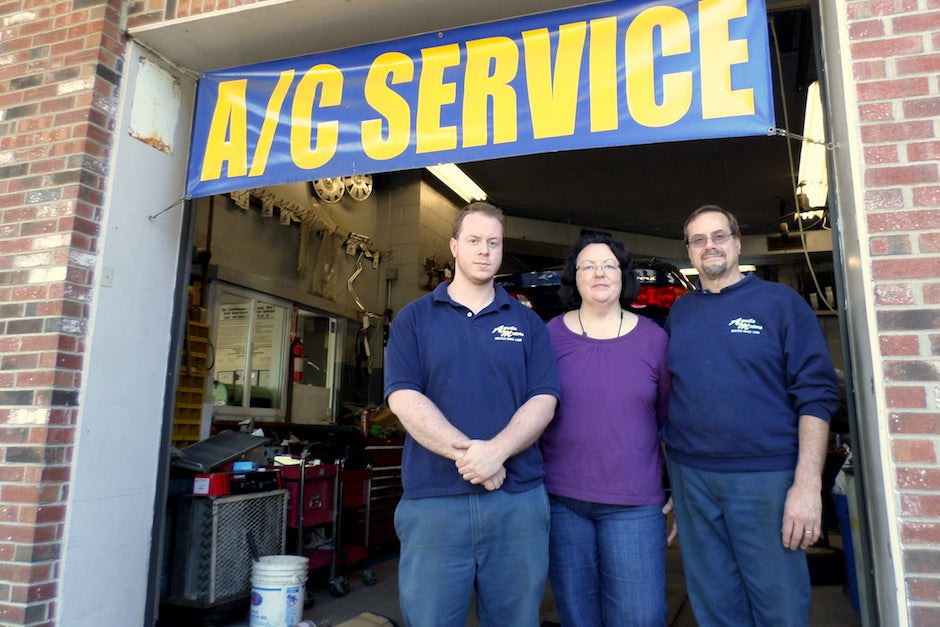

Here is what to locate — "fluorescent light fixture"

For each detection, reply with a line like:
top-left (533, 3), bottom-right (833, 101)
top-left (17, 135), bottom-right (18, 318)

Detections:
top-left (680, 264), bottom-right (756, 277)
top-left (426, 163), bottom-right (487, 203)
top-left (797, 81), bottom-right (828, 209)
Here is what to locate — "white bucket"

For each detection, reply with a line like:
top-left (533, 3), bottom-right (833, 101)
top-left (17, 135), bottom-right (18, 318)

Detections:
top-left (249, 555), bottom-right (309, 627)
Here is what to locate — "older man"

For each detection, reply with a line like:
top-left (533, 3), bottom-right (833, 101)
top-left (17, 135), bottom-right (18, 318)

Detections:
top-left (663, 204), bottom-right (839, 626)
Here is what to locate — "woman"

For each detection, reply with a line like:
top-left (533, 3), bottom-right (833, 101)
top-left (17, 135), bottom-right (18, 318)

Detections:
top-left (541, 232), bottom-right (673, 626)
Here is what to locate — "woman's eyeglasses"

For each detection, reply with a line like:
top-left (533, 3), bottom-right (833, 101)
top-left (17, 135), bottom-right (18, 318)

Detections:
top-left (686, 231), bottom-right (733, 248)
top-left (576, 263), bottom-right (620, 274)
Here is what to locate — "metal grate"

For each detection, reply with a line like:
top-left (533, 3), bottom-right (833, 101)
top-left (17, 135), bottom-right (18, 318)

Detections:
top-left (169, 489), bottom-right (288, 607)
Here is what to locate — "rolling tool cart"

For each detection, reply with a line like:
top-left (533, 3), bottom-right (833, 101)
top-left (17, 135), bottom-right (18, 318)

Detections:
top-left (276, 425), bottom-right (380, 598)
top-left (336, 462), bottom-right (377, 588)
top-left (276, 449), bottom-right (344, 603)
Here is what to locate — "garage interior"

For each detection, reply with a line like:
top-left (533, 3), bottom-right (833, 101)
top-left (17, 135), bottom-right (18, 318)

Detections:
top-left (137, 2), bottom-right (863, 625)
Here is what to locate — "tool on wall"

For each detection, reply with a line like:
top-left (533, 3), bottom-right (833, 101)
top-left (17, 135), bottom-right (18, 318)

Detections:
top-left (343, 233), bottom-right (386, 376)
top-left (344, 232), bottom-right (372, 257)
top-left (423, 255), bottom-right (452, 290)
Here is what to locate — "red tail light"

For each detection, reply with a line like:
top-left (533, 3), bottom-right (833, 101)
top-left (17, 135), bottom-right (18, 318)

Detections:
top-left (632, 285), bottom-right (687, 309)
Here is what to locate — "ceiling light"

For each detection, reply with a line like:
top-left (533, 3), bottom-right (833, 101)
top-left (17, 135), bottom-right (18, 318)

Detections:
top-left (797, 81), bottom-right (828, 209)
top-left (426, 164), bottom-right (487, 203)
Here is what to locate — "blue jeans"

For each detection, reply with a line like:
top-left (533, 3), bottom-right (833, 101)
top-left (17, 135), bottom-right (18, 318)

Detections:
top-left (394, 486), bottom-right (550, 627)
top-left (548, 495), bottom-right (667, 627)
top-left (667, 460), bottom-right (811, 627)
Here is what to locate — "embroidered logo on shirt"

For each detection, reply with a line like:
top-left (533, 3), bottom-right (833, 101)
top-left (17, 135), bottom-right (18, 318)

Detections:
top-left (492, 325), bottom-right (524, 342)
top-left (728, 317), bottom-right (763, 335)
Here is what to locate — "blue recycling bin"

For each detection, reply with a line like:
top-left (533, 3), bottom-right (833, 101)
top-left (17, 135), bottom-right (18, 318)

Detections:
top-left (832, 492), bottom-right (860, 612)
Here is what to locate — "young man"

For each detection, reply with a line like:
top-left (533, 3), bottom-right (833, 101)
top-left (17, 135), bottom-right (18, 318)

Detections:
top-left (384, 202), bottom-right (560, 626)
top-left (662, 205), bottom-right (839, 626)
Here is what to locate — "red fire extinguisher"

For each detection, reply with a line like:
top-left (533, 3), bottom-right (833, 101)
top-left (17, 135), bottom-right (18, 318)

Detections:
top-left (290, 337), bottom-right (304, 382)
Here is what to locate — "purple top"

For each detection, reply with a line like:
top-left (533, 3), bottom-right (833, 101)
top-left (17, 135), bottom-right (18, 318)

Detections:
top-left (541, 313), bottom-right (670, 505)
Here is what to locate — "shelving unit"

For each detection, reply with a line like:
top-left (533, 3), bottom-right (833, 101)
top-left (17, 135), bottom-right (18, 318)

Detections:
top-left (173, 315), bottom-right (210, 448)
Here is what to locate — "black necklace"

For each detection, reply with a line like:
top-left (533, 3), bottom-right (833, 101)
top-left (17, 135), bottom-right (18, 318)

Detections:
top-left (577, 308), bottom-right (623, 338)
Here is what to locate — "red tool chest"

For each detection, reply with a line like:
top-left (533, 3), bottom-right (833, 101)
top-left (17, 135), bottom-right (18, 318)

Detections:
top-left (279, 462), bottom-right (337, 528)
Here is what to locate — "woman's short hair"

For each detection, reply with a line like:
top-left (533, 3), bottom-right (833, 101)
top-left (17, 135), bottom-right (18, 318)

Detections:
top-left (558, 232), bottom-right (638, 310)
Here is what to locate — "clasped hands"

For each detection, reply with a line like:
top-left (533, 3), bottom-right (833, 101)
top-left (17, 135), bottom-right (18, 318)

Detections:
top-left (453, 439), bottom-right (506, 491)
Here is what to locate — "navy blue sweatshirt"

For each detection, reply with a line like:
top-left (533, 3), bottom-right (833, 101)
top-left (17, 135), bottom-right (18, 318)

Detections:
top-left (662, 273), bottom-right (839, 472)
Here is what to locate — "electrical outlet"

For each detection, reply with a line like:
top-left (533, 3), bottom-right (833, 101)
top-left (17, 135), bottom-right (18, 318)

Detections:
top-left (102, 267), bottom-right (114, 287)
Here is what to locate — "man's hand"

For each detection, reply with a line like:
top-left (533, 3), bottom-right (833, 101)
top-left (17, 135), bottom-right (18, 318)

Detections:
top-left (453, 439), bottom-right (506, 486)
top-left (662, 497), bottom-right (678, 546)
top-left (480, 465), bottom-right (507, 491)
top-left (783, 414), bottom-right (829, 550)
top-left (781, 481), bottom-right (822, 550)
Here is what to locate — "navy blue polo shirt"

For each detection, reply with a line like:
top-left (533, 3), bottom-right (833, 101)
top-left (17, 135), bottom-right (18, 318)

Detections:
top-left (384, 282), bottom-right (560, 499)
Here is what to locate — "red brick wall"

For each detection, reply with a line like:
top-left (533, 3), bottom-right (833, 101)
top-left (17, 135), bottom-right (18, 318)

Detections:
top-left (1, 0), bottom-right (281, 622)
top-left (848, 0), bottom-right (940, 624)
top-left (0, 0), bottom-right (270, 623)
top-left (127, 0), bottom-right (265, 29)
top-left (0, 0), bottom-right (129, 623)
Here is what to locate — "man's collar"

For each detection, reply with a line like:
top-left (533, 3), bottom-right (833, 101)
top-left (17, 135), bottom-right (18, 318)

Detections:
top-left (432, 281), bottom-right (512, 310)
top-left (698, 271), bottom-right (754, 294)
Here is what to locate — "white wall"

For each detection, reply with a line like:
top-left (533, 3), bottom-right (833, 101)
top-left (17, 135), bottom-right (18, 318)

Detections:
top-left (58, 48), bottom-right (195, 625)
top-left (379, 172), bottom-right (462, 316)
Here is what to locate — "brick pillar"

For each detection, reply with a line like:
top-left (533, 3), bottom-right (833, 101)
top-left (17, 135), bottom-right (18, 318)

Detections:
top-left (847, 1), bottom-right (940, 624)
top-left (0, 1), bottom-right (125, 624)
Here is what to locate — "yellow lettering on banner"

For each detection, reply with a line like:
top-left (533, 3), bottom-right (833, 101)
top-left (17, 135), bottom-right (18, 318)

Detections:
top-left (625, 7), bottom-right (692, 128)
top-left (589, 17), bottom-right (619, 133)
top-left (362, 52), bottom-right (414, 160)
top-left (249, 70), bottom-right (295, 176)
top-left (416, 44), bottom-right (460, 154)
top-left (523, 22), bottom-right (586, 139)
top-left (291, 64), bottom-right (343, 169)
top-left (463, 37), bottom-right (519, 147)
top-left (200, 79), bottom-right (249, 181)
top-left (699, 0), bottom-right (753, 119)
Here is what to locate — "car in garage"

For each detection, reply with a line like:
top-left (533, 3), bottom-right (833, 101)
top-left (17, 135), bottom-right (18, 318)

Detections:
top-left (497, 259), bottom-right (694, 325)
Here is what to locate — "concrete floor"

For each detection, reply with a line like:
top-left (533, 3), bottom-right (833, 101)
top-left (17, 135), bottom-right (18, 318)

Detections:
top-left (207, 532), bottom-right (861, 627)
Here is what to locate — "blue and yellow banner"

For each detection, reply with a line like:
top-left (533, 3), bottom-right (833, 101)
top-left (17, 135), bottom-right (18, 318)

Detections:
top-left (186, 0), bottom-right (772, 198)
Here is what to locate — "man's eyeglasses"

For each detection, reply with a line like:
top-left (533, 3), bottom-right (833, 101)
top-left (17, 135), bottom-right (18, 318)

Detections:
top-left (576, 263), bottom-right (620, 274)
top-left (686, 231), bottom-right (733, 248)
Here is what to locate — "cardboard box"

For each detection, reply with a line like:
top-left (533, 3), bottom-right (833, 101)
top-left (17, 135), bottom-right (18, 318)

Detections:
top-left (337, 612), bottom-right (395, 627)
top-left (290, 382), bottom-right (332, 424)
